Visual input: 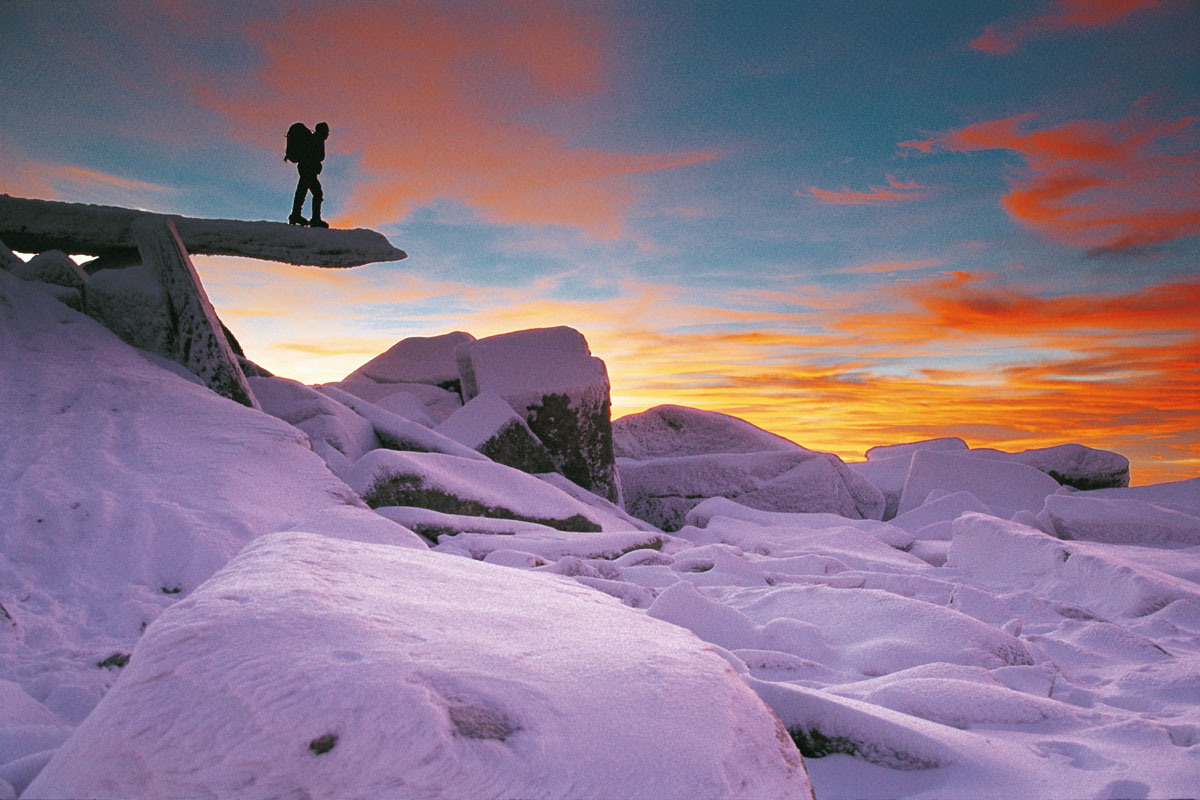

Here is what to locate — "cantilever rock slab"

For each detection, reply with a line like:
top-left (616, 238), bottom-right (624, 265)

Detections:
top-left (1, 194), bottom-right (406, 408)
top-left (0, 194), bottom-right (406, 268)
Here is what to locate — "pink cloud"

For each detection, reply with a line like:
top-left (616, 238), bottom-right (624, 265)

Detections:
top-left (802, 176), bottom-right (930, 205)
top-left (195, 2), bottom-right (717, 236)
top-left (902, 107), bottom-right (1200, 251)
top-left (971, 0), bottom-right (1165, 54)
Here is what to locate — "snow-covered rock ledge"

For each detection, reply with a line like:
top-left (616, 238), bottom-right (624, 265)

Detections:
top-left (0, 194), bottom-right (407, 268)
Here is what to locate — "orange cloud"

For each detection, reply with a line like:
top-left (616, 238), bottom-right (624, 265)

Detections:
top-left (803, 175), bottom-right (930, 205)
top-left (198, 1), bottom-right (717, 236)
top-left (971, 0), bottom-right (1164, 53)
top-left (903, 107), bottom-right (1200, 251)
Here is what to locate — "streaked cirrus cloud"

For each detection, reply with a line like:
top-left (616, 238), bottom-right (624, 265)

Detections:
top-left (801, 175), bottom-right (930, 205)
top-left (971, 0), bottom-right (1165, 54)
top-left (903, 105), bottom-right (1200, 251)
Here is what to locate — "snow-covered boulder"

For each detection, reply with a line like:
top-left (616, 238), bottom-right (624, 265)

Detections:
top-left (619, 450), bottom-right (885, 531)
top-left (947, 513), bottom-right (1200, 618)
top-left (1042, 494), bottom-right (1200, 547)
top-left (0, 238), bottom-right (23, 271)
top-left (897, 450), bottom-right (1061, 518)
top-left (248, 376), bottom-right (379, 464)
top-left (865, 437), bottom-right (968, 461)
top-left (847, 455), bottom-right (910, 520)
top-left (346, 450), bottom-right (611, 532)
top-left (1082, 477), bottom-right (1200, 517)
top-left (435, 392), bottom-right (555, 474)
top-left (973, 443), bottom-right (1129, 490)
top-left (891, 490), bottom-right (993, 540)
top-left (343, 331), bottom-right (474, 395)
top-left (10, 249), bottom-right (87, 290)
top-left (613, 404), bottom-right (801, 459)
top-left (456, 327), bottom-right (620, 503)
top-left (317, 384), bottom-right (485, 461)
top-left (82, 264), bottom-right (173, 354)
top-left (26, 532), bottom-right (812, 800)
top-left (333, 379), bottom-right (462, 425)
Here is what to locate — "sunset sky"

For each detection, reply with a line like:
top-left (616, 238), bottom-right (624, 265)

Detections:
top-left (2, 0), bottom-right (1197, 484)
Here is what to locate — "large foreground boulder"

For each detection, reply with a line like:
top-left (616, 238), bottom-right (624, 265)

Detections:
top-left (26, 533), bottom-right (812, 800)
top-left (456, 327), bottom-right (620, 503)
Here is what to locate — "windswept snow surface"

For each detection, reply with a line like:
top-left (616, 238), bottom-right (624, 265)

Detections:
top-left (4, 261), bottom-right (1200, 799)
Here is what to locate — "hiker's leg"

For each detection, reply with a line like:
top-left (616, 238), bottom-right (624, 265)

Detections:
top-left (310, 176), bottom-right (324, 222)
top-left (292, 172), bottom-right (308, 216)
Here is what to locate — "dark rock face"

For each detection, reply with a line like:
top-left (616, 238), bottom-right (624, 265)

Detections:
top-left (455, 328), bottom-right (620, 504)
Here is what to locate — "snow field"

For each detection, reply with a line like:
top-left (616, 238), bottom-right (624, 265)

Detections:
top-left (4, 263), bottom-right (1200, 799)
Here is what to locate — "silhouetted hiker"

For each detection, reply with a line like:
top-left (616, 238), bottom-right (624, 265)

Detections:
top-left (285, 121), bottom-right (330, 228)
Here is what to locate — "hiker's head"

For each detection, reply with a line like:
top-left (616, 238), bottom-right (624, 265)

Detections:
top-left (315, 122), bottom-right (329, 139)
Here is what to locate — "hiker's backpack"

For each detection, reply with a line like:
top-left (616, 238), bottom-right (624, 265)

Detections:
top-left (285, 122), bottom-right (312, 163)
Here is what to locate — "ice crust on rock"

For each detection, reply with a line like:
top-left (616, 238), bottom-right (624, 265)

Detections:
top-left (26, 532), bottom-right (811, 800)
top-left (82, 264), bottom-right (172, 354)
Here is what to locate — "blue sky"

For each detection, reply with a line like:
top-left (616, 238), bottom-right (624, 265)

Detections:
top-left (2, 0), bottom-right (1197, 482)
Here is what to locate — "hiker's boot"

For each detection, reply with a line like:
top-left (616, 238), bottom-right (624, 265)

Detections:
top-left (309, 197), bottom-right (329, 228)
top-left (288, 212), bottom-right (308, 226)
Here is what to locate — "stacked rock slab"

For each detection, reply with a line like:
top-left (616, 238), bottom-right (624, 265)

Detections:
top-left (455, 327), bottom-right (621, 504)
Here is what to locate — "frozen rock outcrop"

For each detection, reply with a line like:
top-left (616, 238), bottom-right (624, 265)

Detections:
top-left (866, 437), bottom-right (969, 461)
top-left (1041, 493), bottom-right (1200, 547)
top-left (0, 194), bottom-right (406, 268)
top-left (435, 392), bottom-right (556, 473)
top-left (620, 450), bottom-right (885, 531)
top-left (26, 532), bottom-right (813, 800)
top-left (973, 443), bottom-right (1130, 490)
top-left (130, 215), bottom-right (257, 408)
top-left (613, 404), bottom-right (801, 459)
top-left (343, 331), bottom-right (473, 395)
top-left (456, 327), bottom-right (620, 503)
top-left (346, 450), bottom-right (609, 532)
top-left (897, 450), bottom-right (1061, 518)
top-left (248, 376), bottom-right (379, 465)
top-left (0, 238), bottom-right (24, 271)
top-left (82, 264), bottom-right (172, 354)
top-left (9, 249), bottom-right (87, 289)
